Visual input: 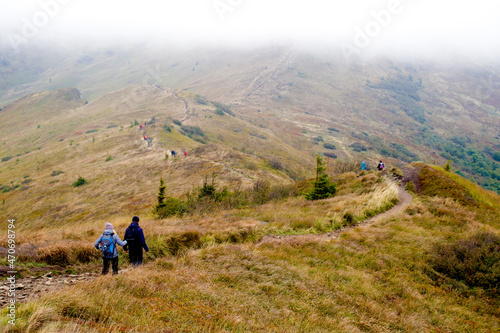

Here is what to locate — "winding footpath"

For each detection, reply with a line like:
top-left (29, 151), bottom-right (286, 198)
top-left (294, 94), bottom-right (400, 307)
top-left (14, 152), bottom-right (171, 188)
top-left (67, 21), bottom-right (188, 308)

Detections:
top-left (258, 185), bottom-right (412, 245)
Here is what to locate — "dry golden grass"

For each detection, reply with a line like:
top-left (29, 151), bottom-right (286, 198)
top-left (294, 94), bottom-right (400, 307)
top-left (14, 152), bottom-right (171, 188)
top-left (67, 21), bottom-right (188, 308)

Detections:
top-left (0, 87), bottom-right (313, 243)
top-left (3, 167), bottom-right (499, 332)
top-left (1, 87), bottom-right (499, 331)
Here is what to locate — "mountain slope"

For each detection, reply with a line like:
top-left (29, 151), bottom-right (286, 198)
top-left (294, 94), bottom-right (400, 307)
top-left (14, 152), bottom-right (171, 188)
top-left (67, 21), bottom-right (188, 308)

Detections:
top-left (2, 44), bottom-right (497, 191)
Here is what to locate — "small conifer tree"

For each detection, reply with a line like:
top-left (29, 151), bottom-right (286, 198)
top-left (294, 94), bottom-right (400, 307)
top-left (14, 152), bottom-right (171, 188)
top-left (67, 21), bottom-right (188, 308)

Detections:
top-left (305, 155), bottom-right (336, 200)
top-left (156, 178), bottom-right (166, 211)
top-left (444, 160), bottom-right (451, 172)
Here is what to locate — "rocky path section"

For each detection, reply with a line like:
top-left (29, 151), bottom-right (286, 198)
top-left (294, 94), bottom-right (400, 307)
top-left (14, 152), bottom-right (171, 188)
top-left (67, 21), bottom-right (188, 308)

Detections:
top-left (0, 268), bottom-right (133, 308)
top-left (258, 185), bottom-right (412, 245)
top-left (0, 271), bottom-right (98, 307)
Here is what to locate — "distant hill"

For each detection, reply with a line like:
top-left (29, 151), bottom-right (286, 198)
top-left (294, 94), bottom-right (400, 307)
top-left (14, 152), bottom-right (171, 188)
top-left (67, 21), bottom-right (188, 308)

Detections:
top-left (0, 43), bottom-right (499, 195)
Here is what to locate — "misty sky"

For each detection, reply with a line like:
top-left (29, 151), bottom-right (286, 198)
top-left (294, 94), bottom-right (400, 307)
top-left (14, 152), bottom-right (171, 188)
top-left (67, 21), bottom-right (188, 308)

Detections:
top-left (2, 0), bottom-right (500, 58)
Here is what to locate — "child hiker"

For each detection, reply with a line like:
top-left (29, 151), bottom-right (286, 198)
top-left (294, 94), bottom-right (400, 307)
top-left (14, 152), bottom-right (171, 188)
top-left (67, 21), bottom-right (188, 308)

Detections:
top-left (94, 222), bottom-right (127, 275)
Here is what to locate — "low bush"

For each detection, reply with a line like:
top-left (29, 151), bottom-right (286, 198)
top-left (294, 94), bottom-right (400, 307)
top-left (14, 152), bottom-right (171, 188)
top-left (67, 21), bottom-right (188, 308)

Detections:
top-left (154, 176), bottom-right (299, 218)
top-left (156, 197), bottom-right (187, 218)
top-left (212, 102), bottom-right (235, 116)
top-left (342, 212), bottom-right (356, 227)
top-left (180, 125), bottom-right (204, 137)
top-left (72, 176), bottom-right (87, 187)
top-left (194, 95), bottom-right (208, 105)
top-left (429, 231), bottom-right (500, 295)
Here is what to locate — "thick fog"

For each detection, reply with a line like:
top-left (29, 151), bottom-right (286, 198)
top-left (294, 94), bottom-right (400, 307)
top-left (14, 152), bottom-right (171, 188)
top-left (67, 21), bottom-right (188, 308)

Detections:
top-left (1, 0), bottom-right (500, 59)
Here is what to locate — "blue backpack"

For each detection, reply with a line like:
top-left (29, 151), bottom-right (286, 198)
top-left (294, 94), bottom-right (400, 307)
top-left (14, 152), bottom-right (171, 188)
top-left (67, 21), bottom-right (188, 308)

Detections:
top-left (101, 234), bottom-right (115, 258)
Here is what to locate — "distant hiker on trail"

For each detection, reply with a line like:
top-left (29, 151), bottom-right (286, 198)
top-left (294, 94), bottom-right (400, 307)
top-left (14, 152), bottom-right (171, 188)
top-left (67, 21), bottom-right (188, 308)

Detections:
top-left (94, 223), bottom-right (127, 275)
top-left (171, 150), bottom-right (176, 157)
top-left (139, 124), bottom-right (143, 130)
top-left (377, 160), bottom-right (385, 171)
top-left (123, 216), bottom-right (149, 267)
top-left (361, 161), bottom-right (366, 170)
top-left (143, 134), bottom-right (147, 141)
top-left (184, 150), bottom-right (187, 157)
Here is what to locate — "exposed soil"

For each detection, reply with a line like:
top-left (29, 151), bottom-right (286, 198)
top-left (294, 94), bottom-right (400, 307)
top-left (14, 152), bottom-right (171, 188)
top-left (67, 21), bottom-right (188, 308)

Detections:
top-left (400, 164), bottom-right (424, 193)
top-left (0, 271), bottom-right (97, 307)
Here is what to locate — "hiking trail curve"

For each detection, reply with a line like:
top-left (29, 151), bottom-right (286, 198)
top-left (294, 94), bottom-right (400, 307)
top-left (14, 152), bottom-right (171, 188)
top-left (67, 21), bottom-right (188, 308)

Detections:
top-left (258, 184), bottom-right (412, 245)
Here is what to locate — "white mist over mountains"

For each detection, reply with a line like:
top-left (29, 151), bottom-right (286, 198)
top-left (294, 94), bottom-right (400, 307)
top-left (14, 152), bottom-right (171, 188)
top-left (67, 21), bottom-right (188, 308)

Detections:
top-left (1, 0), bottom-right (500, 60)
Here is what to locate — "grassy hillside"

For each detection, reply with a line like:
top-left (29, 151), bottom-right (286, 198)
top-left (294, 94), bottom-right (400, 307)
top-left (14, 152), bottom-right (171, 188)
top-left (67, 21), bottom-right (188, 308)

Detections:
top-left (1, 166), bottom-right (499, 332)
top-left (0, 43), bottom-right (498, 332)
top-left (0, 86), bottom-right (316, 233)
top-left (1, 44), bottom-right (498, 192)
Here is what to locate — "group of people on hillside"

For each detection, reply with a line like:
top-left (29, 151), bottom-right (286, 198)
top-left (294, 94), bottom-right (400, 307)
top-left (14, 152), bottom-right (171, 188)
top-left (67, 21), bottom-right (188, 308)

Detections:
top-left (166, 149), bottom-right (188, 158)
top-left (94, 216), bottom-right (149, 275)
top-left (360, 160), bottom-right (385, 171)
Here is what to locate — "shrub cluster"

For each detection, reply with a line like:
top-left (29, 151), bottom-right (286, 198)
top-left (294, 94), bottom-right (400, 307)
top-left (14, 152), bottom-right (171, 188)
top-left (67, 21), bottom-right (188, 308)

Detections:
top-left (212, 102), bottom-right (235, 116)
top-left (429, 232), bottom-right (500, 295)
top-left (72, 176), bottom-right (87, 187)
top-left (194, 95), bottom-right (208, 105)
top-left (323, 143), bottom-right (336, 150)
top-left (155, 176), bottom-right (299, 218)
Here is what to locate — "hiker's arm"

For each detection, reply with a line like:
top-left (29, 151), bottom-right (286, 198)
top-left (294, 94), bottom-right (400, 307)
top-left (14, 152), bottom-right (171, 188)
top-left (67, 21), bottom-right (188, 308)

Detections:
top-left (139, 229), bottom-right (149, 252)
top-left (94, 236), bottom-right (102, 250)
top-left (114, 235), bottom-right (127, 247)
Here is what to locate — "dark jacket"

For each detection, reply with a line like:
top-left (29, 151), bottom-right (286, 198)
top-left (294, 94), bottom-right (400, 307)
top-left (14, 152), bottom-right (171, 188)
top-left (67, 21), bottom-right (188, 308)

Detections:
top-left (123, 222), bottom-right (149, 252)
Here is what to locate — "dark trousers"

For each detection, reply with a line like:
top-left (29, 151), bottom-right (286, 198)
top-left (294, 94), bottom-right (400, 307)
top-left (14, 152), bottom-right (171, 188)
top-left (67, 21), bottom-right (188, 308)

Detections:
top-left (129, 249), bottom-right (143, 266)
top-left (102, 256), bottom-right (119, 275)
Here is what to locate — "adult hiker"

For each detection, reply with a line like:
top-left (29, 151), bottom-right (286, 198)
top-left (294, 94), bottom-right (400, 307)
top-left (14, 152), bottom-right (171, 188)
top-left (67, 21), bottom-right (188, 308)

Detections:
top-left (171, 150), bottom-right (176, 157)
top-left (360, 161), bottom-right (366, 170)
top-left (377, 160), bottom-right (385, 171)
top-left (123, 216), bottom-right (149, 266)
top-left (143, 134), bottom-right (147, 141)
top-left (184, 150), bottom-right (187, 157)
top-left (94, 222), bottom-right (127, 275)
top-left (139, 124), bottom-right (143, 130)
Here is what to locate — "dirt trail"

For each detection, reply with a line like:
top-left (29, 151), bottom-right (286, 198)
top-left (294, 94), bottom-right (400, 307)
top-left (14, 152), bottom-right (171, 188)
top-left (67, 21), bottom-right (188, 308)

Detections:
top-left (258, 185), bottom-right (412, 245)
top-left (0, 267), bottom-right (136, 307)
top-left (0, 271), bottom-right (97, 307)
top-left (174, 92), bottom-right (191, 122)
top-left (241, 49), bottom-right (298, 101)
